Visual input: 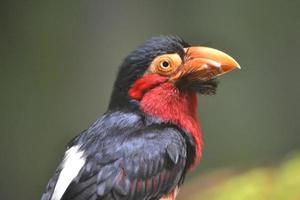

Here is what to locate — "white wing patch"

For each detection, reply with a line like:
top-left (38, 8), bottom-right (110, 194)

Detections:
top-left (51, 146), bottom-right (86, 200)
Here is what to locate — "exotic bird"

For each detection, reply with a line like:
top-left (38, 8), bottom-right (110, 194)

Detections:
top-left (41, 36), bottom-right (240, 200)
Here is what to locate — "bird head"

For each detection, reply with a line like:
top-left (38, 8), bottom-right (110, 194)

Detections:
top-left (109, 36), bottom-right (240, 110)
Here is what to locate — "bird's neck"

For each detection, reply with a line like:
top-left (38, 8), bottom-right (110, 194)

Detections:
top-left (140, 83), bottom-right (203, 165)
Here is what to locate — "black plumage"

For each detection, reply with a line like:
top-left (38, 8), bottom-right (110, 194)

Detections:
top-left (42, 112), bottom-right (194, 200)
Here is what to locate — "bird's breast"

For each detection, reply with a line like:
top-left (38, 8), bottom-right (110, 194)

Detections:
top-left (140, 83), bottom-right (203, 166)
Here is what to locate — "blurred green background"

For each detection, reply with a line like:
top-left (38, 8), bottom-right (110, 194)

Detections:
top-left (1, 0), bottom-right (299, 199)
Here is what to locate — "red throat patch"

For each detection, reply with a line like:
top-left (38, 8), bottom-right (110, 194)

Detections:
top-left (129, 74), bottom-right (203, 167)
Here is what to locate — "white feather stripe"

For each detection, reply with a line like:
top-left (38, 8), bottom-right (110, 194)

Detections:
top-left (51, 146), bottom-right (85, 200)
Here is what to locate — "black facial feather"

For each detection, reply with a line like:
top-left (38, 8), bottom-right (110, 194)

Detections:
top-left (109, 35), bottom-right (190, 110)
top-left (176, 78), bottom-right (219, 95)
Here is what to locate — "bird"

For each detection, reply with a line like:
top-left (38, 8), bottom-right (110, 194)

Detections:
top-left (41, 36), bottom-right (240, 200)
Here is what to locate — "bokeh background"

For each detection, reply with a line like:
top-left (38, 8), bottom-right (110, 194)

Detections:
top-left (1, 0), bottom-right (299, 199)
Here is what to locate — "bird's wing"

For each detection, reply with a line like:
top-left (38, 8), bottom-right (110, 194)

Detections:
top-left (41, 166), bottom-right (62, 200)
top-left (56, 125), bottom-right (187, 200)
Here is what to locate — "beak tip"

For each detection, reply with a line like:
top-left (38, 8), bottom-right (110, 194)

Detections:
top-left (229, 57), bottom-right (241, 70)
top-left (225, 59), bottom-right (241, 71)
top-left (235, 63), bottom-right (241, 70)
top-left (234, 60), bottom-right (241, 69)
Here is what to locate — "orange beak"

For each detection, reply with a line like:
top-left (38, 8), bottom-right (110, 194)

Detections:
top-left (172, 46), bottom-right (240, 81)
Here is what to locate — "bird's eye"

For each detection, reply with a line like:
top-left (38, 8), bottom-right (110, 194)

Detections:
top-left (160, 60), bottom-right (170, 68)
top-left (149, 54), bottom-right (182, 76)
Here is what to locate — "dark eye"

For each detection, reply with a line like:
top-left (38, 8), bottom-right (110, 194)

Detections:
top-left (160, 60), bottom-right (170, 68)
